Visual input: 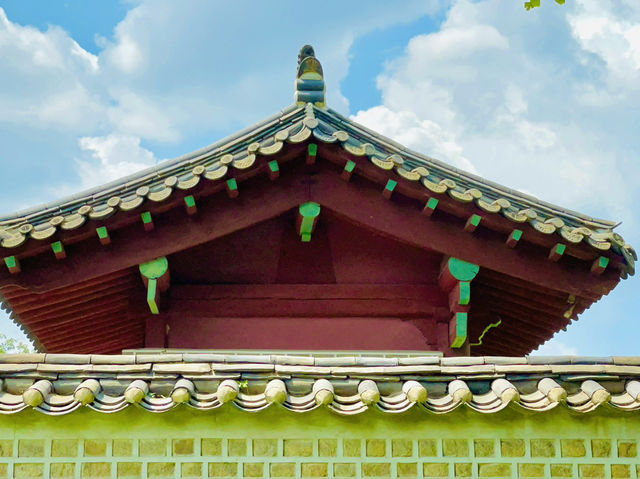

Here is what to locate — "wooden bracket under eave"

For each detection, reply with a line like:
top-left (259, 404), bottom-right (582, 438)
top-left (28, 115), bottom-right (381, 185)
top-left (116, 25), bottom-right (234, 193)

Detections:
top-left (450, 312), bottom-right (468, 349)
top-left (4, 256), bottom-right (20, 274)
top-left (422, 197), bottom-right (439, 218)
top-left (139, 257), bottom-right (170, 315)
top-left (439, 257), bottom-right (479, 349)
top-left (297, 202), bottom-right (321, 242)
top-left (306, 143), bottom-right (318, 165)
top-left (341, 160), bottom-right (356, 181)
top-left (268, 160), bottom-right (280, 180)
top-left (591, 256), bottom-right (609, 275)
top-left (226, 179), bottom-right (239, 198)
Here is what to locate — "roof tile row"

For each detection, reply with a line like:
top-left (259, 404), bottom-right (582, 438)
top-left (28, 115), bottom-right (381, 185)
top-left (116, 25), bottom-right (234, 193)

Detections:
top-left (0, 353), bottom-right (638, 416)
top-left (1, 104), bottom-right (634, 276)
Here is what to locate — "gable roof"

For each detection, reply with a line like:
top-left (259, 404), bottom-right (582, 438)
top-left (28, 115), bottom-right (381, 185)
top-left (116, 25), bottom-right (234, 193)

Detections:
top-left (0, 101), bottom-right (635, 277)
top-left (0, 45), bottom-right (635, 356)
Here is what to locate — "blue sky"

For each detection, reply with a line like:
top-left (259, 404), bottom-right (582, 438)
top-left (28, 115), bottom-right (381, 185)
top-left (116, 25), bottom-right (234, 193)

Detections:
top-left (0, 0), bottom-right (638, 355)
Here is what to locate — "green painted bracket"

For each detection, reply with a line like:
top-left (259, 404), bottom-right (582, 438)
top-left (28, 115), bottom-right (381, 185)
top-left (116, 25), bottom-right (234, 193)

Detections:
top-left (382, 179), bottom-right (398, 199)
top-left (226, 178), bottom-right (238, 197)
top-left (423, 197), bottom-right (439, 217)
top-left (549, 243), bottom-right (566, 262)
top-left (147, 279), bottom-right (160, 314)
top-left (4, 256), bottom-right (19, 273)
top-left (184, 195), bottom-right (196, 208)
top-left (268, 160), bottom-right (280, 180)
top-left (385, 180), bottom-right (397, 192)
top-left (139, 257), bottom-right (169, 280)
top-left (465, 214), bottom-right (482, 232)
top-left (184, 195), bottom-right (197, 215)
top-left (139, 257), bottom-right (169, 315)
top-left (51, 241), bottom-right (65, 259)
top-left (298, 202), bottom-right (321, 242)
top-left (96, 226), bottom-right (109, 240)
top-left (451, 312), bottom-right (468, 348)
top-left (506, 228), bottom-right (523, 248)
top-left (341, 160), bottom-right (356, 181)
top-left (344, 160), bottom-right (355, 173)
top-left (448, 257), bottom-right (480, 282)
top-left (141, 211), bottom-right (154, 231)
top-left (458, 282), bottom-right (471, 306)
top-left (308, 143), bottom-right (318, 157)
top-left (597, 256), bottom-right (609, 269)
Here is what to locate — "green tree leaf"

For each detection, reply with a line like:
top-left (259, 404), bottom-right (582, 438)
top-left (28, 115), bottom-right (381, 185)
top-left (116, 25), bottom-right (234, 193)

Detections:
top-left (0, 333), bottom-right (32, 354)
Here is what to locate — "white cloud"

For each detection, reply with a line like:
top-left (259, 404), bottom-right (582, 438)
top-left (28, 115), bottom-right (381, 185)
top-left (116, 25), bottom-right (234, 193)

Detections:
top-left (351, 106), bottom-right (476, 173)
top-left (358, 0), bottom-right (638, 221)
top-left (0, 8), bottom-right (103, 132)
top-left (568, 0), bottom-right (640, 89)
top-left (532, 340), bottom-right (579, 357)
top-left (105, 32), bottom-right (143, 74)
top-left (76, 134), bottom-right (158, 190)
top-left (107, 89), bottom-right (180, 142)
top-left (0, 1), bottom-right (444, 210)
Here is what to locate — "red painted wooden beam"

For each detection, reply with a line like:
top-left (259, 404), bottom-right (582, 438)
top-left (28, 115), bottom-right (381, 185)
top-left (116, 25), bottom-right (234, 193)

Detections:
top-left (0, 166), bottom-right (618, 300)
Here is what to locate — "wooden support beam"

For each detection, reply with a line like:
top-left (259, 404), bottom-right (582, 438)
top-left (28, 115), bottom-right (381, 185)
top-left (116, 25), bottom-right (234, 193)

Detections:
top-left (96, 227), bottom-right (110, 246)
top-left (450, 312), bottom-right (467, 349)
top-left (422, 197), bottom-right (439, 218)
top-left (4, 256), bottom-right (20, 274)
top-left (591, 256), bottom-right (609, 275)
top-left (464, 214), bottom-right (482, 233)
top-left (268, 160), bottom-right (279, 180)
top-left (448, 281), bottom-right (471, 313)
top-left (4, 169), bottom-right (616, 299)
top-left (306, 143), bottom-right (318, 165)
top-left (51, 241), bottom-right (66, 260)
top-left (548, 243), bottom-right (566, 262)
top-left (139, 257), bottom-right (170, 315)
top-left (297, 202), bottom-right (321, 242)
top-left (382, 179), bottom-right (397, 200)
top-left (226, 178), bottom-right (239, 198)
top-left (341, 160), bottom-right (356, 181)
top-left (184, 195), bottom-right (197, 216)
top-left (438, 257), bottom-right (480, 292)
top-left (439, 257), bottom-right (479, 350)
top-left (140, 211), bottom-right (154, 232)
top-left (506, 229), bottom-right (522, 248)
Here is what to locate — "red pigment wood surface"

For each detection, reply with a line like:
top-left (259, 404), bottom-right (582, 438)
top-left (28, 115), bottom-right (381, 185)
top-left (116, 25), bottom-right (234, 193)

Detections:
top-left (169, 284), bottom-right (448, 318)
top-left (164, 317), bottom-right (435, 351)
top-left (0, 156), bottom-right (619, 355)
top-left (0, 268), bottom-right (146, 353)
top-left (0, 161), bottom-right (617, 298)
top-left (169, 213), bottom-right (443, 285)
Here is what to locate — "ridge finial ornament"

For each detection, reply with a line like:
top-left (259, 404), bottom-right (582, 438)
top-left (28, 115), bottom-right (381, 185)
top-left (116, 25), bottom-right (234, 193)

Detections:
top-left (295, 44), bottom-right (325, 107)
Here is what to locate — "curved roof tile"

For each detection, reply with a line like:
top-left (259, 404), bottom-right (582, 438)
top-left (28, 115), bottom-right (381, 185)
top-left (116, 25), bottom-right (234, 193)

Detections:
top-left (0, 353), bottom-right (638, 416)
top-left (0, 103), bottom-right (635, 276)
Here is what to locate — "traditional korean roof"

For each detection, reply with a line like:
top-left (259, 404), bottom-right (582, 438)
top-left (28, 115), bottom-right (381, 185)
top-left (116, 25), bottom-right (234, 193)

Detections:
top-left (0, 49), bottom-right (635, 277)
top-left (1, 352), bottom-right (639, 416)
top-left (0, 45), bottom-right (634, 357)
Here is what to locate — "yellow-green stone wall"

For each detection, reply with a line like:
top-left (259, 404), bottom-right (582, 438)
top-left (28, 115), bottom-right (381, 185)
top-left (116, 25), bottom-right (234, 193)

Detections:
top-left (0, 406), bottom-right (638, 478)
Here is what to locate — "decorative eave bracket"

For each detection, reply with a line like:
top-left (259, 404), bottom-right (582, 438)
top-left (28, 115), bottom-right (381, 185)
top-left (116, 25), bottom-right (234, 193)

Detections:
top-left (438, 257), bottom-right (479, 349)
top-left (139, 257), bottom-right (170, 314)
top-left (297, 202), bottom-right (321, 242)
